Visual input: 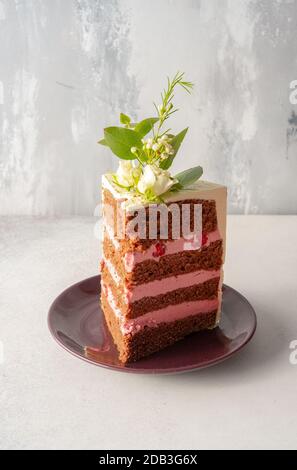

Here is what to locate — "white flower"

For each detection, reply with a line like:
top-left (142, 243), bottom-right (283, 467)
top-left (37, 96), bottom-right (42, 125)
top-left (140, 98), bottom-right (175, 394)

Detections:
top-left (137, 165), bottom-right (155, 194)
top-left (132, 166), bottom-right (142, 181)
top-left (116, 161), bottom-right (134, 187)
top-left (130, 146), bottom-right (138, 154)
top-left (165, 143), bottom-right (174, 155)
top-left (145, 138), bottom-right (153, 149)
top-left (153, 168), bottom-right (177, 196)
top-left (137, 164), bottom-right (176, 196)
top-left (152, 143), bottom-right (160, 151)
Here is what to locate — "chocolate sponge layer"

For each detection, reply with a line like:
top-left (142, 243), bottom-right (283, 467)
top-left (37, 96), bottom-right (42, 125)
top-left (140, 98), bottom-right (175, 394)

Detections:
top-left (102, 188), bottom-right (218, 251)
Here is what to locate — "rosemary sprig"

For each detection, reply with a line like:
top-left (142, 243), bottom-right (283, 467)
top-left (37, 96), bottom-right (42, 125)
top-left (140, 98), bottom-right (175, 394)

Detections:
top-left (154, 71), bottom-right (194, 138)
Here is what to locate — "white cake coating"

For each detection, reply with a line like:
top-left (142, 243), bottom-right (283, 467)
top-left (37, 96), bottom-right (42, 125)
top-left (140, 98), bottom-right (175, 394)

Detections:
top-left (101, 174), bottom-right (128, 201)
top-left (102, 173), bottom-right (224, 203)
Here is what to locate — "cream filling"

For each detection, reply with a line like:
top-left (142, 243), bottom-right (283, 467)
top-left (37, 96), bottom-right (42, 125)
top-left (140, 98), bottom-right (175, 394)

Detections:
top-left (103, 254), bottom-right (221, 304)
top-left (102, 281), bottom-right (219, 336)
top-left (104, 225), bottom-right (221, 273)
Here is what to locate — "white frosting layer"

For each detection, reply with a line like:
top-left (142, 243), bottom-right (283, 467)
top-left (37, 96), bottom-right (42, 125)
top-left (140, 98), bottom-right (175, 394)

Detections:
top-left (102, 255), bottom-right (122, 285)
top-left (102, 173), bottom-right (224, 204)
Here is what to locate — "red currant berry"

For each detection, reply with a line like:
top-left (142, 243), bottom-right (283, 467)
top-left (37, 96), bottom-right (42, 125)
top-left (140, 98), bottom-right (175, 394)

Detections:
top-left (202, 232), bottom-right (208, 246)
top-left (152, 241), bottom-right (166, 257)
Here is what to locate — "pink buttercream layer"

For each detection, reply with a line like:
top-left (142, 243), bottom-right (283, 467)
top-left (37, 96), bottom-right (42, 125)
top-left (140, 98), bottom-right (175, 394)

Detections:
top-left (125, 269), bottom-right (221, 303)
top-left (102, 283), bottom-right (218, 336)
top-left (124, 229), bottom-right (221, 272)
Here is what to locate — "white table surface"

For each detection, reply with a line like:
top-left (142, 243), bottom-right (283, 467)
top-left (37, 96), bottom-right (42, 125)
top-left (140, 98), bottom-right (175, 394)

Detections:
top-left (0, 215), bottom-right (297, 450)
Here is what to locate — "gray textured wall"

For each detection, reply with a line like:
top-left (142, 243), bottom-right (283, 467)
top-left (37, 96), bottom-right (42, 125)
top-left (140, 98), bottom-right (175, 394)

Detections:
top-left (0, 0), bottom-right (297, 215)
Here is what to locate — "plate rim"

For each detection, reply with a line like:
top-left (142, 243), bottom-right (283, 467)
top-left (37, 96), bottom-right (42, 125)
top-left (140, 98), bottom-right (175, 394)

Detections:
top-left (48, 275), bottom-right (257, 375)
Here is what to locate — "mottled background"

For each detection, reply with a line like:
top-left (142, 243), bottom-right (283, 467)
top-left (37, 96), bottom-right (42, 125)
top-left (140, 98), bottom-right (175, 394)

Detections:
top-left (0, 0), bottom-right (297, 215)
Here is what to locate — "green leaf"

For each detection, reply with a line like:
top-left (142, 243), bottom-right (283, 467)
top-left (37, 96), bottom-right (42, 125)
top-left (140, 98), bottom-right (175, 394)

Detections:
top-left (168, 183), bottom-right (183, 192)
top-left (174, 166), bottom-right (203, 188)
top-left (104, 127), bottom-right (142, 160)
top-left (120, 113), bottom-right (131, 125)
top-left (159, 127), bottom-right (188, 169)
top-left (171, 128), bottom-right (188, 153)
top-left (98, 138), bottom-right (108, 146)
top-left (134, 117), bottom-right (159, 138)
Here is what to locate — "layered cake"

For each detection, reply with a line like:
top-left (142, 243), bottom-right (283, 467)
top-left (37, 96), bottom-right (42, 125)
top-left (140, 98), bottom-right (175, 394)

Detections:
top-left (98, 72), bottom-right (227, 362)
top-left (100, 176), bottom-right (226, 363)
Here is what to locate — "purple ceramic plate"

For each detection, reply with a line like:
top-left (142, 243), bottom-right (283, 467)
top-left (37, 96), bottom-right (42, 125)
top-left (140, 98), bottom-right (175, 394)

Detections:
top-left (48, 275), bottom-right (257, 374)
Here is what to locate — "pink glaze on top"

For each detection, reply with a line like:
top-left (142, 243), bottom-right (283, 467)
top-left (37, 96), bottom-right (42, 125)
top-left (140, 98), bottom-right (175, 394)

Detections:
top-left (125, 269), bottom-right (221, 303)
top-left (124, 229), bottom-right (221, 272)
top-left (103, 283), bottom-right (219, 336)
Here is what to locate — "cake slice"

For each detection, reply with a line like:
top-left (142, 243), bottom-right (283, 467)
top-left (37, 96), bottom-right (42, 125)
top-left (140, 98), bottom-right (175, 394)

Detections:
top-left (98, 72), bottom-right (227, 363)
top-left (101, 174), bottom-right (227, 363)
